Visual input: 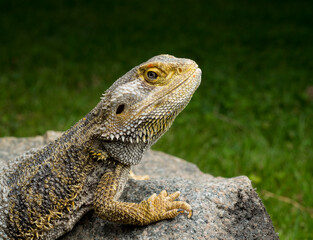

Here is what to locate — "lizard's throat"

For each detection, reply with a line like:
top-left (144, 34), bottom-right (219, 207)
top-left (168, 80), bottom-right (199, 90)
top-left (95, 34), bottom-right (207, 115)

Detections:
top-left (101, 140), bottom-right (149, 166)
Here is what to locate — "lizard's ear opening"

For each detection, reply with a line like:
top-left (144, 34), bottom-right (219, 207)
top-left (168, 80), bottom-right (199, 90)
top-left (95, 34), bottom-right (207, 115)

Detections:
top-left (116, 104), bottom-right (125, 114)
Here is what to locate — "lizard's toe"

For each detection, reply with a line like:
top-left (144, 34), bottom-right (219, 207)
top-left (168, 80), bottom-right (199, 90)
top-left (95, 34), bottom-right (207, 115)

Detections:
top-left (166, 191), bottom-right (180, 201)
top-left (159, 190), bottom-right (168, 198)
top-left (161, 209), bottom-right (180, 220)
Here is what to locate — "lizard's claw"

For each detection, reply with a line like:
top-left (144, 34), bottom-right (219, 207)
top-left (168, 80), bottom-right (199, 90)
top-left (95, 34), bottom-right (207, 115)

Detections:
top-left (142, 190), bottom-right (192, 223)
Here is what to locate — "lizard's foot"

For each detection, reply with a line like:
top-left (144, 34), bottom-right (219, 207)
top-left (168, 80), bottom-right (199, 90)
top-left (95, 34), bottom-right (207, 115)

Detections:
top-left (129, 170), bottom-right (150, 180)
top-left (140, 190), bottom-right (192, 224)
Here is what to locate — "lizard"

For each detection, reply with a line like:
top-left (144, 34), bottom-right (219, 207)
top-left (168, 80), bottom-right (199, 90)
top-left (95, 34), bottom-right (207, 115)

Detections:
top-left (0, 54), bottom-right (202, 240)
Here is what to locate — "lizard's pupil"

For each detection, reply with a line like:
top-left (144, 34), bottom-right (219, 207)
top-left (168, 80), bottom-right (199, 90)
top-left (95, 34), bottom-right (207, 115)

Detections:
top-left (147, 71), bottom-right (158, 80)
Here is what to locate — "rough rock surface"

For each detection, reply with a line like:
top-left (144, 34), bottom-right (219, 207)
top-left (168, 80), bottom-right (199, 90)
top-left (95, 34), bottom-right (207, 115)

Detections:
top-left (0, 131), bottom-right (279, 240)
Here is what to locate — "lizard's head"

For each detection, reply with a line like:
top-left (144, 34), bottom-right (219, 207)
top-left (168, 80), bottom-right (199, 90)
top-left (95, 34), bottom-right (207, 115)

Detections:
top-left (96, 54), bottom-right (201, 165)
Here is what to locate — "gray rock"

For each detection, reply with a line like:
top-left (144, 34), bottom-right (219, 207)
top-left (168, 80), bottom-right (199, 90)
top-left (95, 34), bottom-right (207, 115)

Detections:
top-left (0, 131), bottom-right (279, 240)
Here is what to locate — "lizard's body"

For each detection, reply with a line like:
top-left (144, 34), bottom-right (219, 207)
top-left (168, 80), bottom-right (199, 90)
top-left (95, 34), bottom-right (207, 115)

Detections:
top-left (0, 55), bottom-right (201, 239)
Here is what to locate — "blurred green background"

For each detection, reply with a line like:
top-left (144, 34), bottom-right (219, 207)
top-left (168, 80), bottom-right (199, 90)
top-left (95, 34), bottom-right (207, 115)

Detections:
top-left (0, 0), bottom-right (312, 238)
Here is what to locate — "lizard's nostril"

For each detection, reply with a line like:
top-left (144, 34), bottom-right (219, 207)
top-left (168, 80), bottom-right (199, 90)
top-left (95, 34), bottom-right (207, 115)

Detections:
top-left (116, 104), bottom-right (125, 114)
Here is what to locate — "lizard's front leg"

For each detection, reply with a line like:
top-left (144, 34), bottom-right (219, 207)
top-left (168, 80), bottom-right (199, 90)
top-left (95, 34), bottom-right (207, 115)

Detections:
top-left (93, 163), bottom-right (192, 225)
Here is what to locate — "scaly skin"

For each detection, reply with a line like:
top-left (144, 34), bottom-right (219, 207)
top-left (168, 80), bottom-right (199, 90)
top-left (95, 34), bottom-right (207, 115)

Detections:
top-left (0, 54), bottom-right (201, 239)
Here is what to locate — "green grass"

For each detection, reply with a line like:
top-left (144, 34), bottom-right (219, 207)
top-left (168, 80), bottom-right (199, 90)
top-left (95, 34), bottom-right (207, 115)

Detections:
top-left (1, 0), bottom-right (313, 238)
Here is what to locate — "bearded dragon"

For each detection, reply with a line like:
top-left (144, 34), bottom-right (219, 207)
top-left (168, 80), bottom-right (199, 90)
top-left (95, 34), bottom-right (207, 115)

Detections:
top-left (0, 54), bottom-right (201, 239)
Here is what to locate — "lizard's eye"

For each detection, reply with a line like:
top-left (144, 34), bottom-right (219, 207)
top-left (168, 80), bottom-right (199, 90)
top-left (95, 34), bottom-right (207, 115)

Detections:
top-left (146, 71), bottom-right (158, 81)
top-left (143, 67), bottom-right (164, 84)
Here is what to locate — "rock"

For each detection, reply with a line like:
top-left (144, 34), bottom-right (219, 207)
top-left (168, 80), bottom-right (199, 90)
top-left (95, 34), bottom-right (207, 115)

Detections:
top-left (0, 131), bottom-right (279, 240)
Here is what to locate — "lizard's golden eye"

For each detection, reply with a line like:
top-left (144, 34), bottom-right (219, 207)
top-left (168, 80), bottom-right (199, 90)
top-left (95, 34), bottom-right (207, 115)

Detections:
top-left (143, 67), bottom-right (164, 84)
top-left (146, 71), bottom-right (158, 80)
